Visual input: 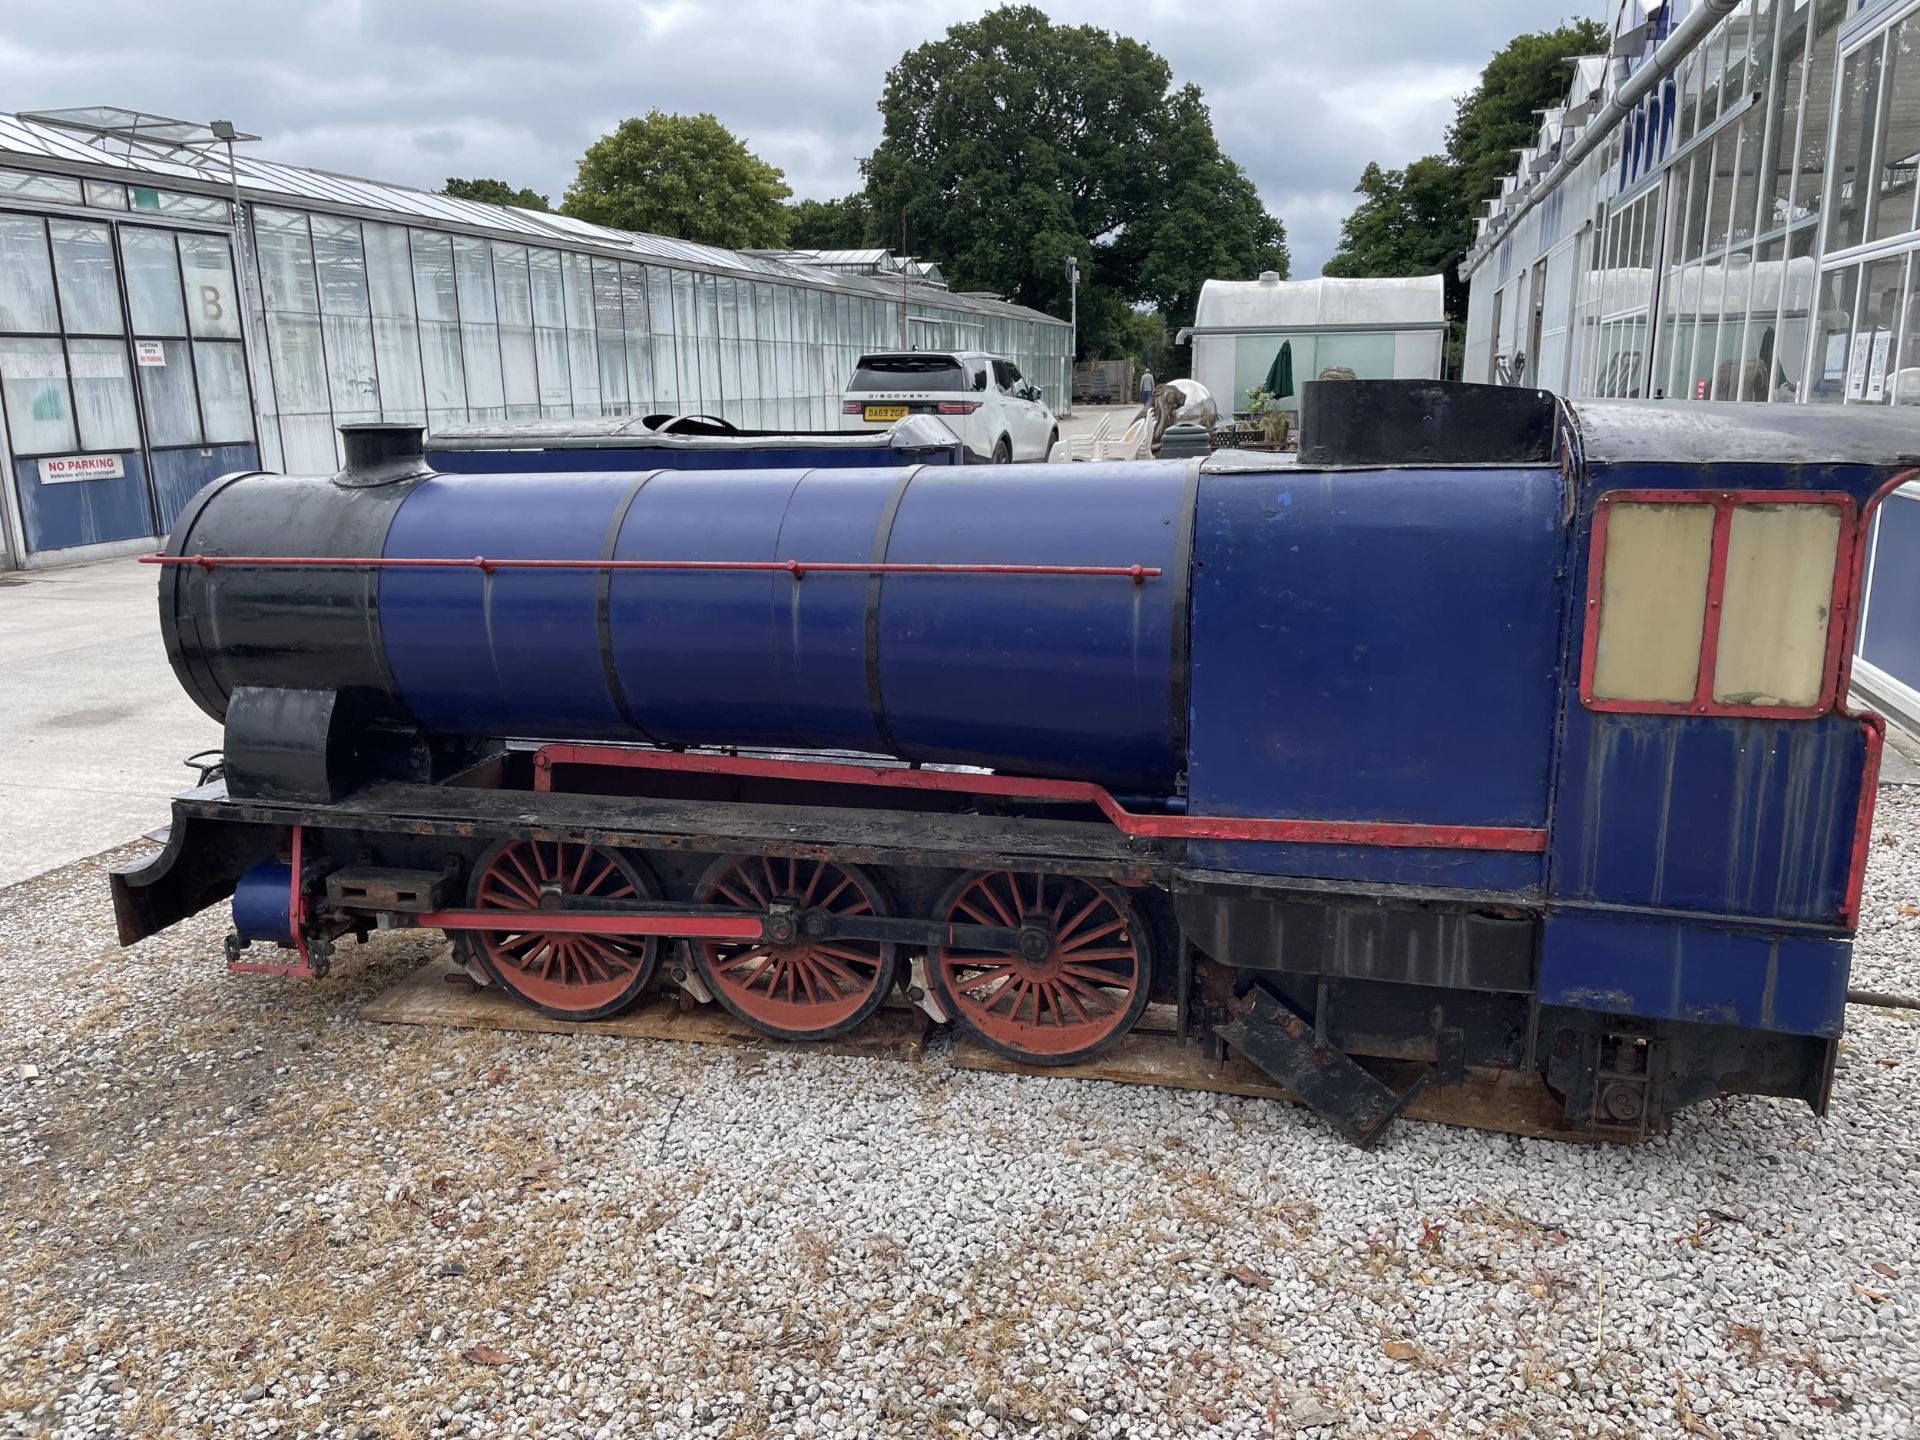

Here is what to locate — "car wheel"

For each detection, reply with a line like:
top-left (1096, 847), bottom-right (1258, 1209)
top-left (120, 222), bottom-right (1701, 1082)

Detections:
top-left (1046, 428), bottom-right (1059, 460)
top-left (991, 436), bottom-right (1012, 464)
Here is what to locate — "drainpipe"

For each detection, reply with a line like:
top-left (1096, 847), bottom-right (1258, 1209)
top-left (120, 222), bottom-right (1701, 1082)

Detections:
top-left (1460, 0), bottom-right (1739, 280)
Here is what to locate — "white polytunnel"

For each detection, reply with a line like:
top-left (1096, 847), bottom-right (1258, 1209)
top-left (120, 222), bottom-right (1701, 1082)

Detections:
top-left (1179, 273), bottom-right (1446, 416)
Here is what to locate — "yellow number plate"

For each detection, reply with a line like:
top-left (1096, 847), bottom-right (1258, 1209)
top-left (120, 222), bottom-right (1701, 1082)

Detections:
top-left (863, 404), bottom-right (910, 422)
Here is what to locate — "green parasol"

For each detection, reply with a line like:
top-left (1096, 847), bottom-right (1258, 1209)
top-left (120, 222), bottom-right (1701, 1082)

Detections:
top-left (1263, 340), bottom-right (1294, 399)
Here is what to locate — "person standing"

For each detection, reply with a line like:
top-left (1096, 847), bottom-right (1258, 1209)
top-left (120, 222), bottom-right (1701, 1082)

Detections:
top-left (1138, 368), bottom-right (1154, 410)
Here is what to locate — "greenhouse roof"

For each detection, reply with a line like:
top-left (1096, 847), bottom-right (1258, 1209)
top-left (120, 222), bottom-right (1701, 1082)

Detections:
top-left (1189, 274), bottom-right (1446, 332)
top-left (0, 107), bottom-right (1064, 327)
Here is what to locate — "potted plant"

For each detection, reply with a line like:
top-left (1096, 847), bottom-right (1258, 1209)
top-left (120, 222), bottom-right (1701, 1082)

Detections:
top-left (1244, 386), bottom-right (1289, 447)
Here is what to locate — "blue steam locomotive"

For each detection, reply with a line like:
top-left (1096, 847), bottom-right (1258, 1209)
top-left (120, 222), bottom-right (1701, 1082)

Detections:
top-left (115, 382), bottom-right (1912, 1144)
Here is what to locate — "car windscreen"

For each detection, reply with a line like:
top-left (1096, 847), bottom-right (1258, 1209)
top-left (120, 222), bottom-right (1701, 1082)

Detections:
top-left (849, 356), bottom-right (966, 392)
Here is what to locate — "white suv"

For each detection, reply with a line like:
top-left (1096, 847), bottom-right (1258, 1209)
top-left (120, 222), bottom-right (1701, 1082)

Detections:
top-left (840, 351), bottom-right (1057, 463)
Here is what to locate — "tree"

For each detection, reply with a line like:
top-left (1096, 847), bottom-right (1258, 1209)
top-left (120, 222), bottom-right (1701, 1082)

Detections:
top-left (1323, 19), bottom-right (1607, 326)
top-left (563, 111), bottom-right (792, 249)
top-left (1321, 157), bottom-right (1471, 304)
top-left (440, 176), bottom-right (550, 211)
top-left (862, 6), bottom-right (1285, 362)
top-left (1446, 20), bottom-right (1610, 219)
top-left (785, 194), bottom-right (874, 250)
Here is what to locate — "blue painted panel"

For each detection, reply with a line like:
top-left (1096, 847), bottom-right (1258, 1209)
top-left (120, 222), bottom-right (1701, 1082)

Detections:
top-left (1540, 909), bottom-right (1850, 1038)
top-left (1184, 463), bottom-right (1563, 884)
top-left (1861, 490), bottom-right (1920, 692)
top-left (150, 445), bottom-right (259, 532)
top-left (878, 462), bottom-right (1186, 790)
top-left (15, 452), bottom-right (154, 553)
top-left (1551, 712), bottom-right (1869, 923)
top-left (381, 473), bottom-right (637, 738)
top-left (1189, 840), bottom-right (1541, 893)
top-left (767, 471), bottom-right (893, 748)
top-left (606, 468), bottom-right (859, 748)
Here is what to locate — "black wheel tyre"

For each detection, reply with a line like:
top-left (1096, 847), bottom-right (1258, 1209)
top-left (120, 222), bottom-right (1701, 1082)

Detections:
top-left (992, 437), bottom-right (1012, 464)
top-left (1046, 428), bottom-right (1059, 459)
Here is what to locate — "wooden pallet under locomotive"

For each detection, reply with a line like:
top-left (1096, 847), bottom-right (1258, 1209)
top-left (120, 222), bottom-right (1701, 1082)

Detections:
top-left (361, 958), bottom-right (1592, 1143)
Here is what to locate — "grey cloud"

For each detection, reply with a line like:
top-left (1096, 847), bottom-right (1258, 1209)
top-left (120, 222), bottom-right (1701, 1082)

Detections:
top-left (0, 1), bottom-right (1598, 277)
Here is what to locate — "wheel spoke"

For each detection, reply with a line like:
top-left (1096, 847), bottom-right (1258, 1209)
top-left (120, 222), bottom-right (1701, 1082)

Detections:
top-left (1061, 918), bottom-right (1126, 953)
top-left (977, 879), bottom-right (1019, 928)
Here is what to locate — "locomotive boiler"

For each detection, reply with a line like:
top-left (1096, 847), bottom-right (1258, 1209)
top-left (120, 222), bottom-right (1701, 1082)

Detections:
top-left (115, 382), bottom-right (1914, 1144)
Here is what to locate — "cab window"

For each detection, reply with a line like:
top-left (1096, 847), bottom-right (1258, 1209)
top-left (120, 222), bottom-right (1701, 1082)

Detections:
top-left (1584, 492), bottom-right (1853, 715)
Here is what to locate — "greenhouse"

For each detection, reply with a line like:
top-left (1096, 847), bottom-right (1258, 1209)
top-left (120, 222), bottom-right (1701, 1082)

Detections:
top-left (0, 106), bottom-right (1071, 569)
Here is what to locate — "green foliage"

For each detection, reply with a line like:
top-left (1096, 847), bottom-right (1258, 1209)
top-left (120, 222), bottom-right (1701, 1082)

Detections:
top-left (563, 111), bottom-right (792, 249)
top-left (1322, 18), bottom-right (1607, 328)
top-left (785, 194), bottom-right (874, 250)
top-left (1446, 19), bottom-right (1610, 213)
top-left (440, 176), bottom-right (550, 211)
top-left (863, 5), bottom-right (1286, 359)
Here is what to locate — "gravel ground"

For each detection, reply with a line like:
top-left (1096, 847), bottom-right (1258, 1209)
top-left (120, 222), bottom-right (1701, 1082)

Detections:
top-left (1, 796), bottom-right (1917, 1440)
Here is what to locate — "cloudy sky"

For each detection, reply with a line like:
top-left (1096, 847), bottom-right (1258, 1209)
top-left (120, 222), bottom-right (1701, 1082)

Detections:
top-left (0, 1), bottom-right (1602, 276)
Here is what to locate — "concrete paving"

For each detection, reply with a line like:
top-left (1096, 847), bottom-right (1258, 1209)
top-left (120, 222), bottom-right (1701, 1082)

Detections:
top-left (0, 559), bottom-right (219, 886)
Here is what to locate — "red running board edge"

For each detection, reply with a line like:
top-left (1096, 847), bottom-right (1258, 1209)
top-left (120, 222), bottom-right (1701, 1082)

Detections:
top-left (530, 744), bottom-right (1549, 854)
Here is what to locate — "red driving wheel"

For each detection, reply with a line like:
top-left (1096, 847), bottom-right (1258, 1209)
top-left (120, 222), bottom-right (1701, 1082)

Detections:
top-left (929, 870), bottom-right (1151, 1065)
top-left (691, 855), bottom-right (900, 1041)
top-left (460, 838), bottom-right (661, 1020)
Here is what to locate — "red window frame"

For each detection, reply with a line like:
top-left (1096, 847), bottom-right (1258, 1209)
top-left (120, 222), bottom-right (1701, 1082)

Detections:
top-left (1580, 488), bottom-right (1862, 718)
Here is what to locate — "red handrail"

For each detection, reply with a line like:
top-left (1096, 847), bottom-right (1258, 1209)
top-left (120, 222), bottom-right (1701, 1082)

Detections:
top-left (140, 553), bottom-right (1159, 581)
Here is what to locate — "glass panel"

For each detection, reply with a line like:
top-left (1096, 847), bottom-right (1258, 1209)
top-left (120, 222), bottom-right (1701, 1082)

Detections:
top-left (532, 248), bottom-right (570, 414)
top-left (529, 249), bottom-right (566, 327)
top-left (84, 180), bottom-right (127, 210)
top-left (535, 325), bottom-right (571, 413)
top-left (136, 337), bottom-right (202, 445)
top-left (177, 234), bottom-right (241, 338)
top-left (1591, 502), bottom-right (1715, 703)
top-left (49, 221), bottom-right (121, 334)
top-left (463, 322), bottom-right (505, 416)
top-left (1710, 249), bottom-right (1758, 399)
top-left (410, 232), bottom-right (459, 323)
top-left (255, 209), bottom-right (318, 314)
top-left (417, 317), bottom-right (466, 416)
top-left (562, 253), bottom-right (594, 330)
top-left (373, 317), bottom-right (426, 421)
top-left (68, 338), bottom-right (138, 449)
top-left (568, 327), bottom-right (600, 414)
top-left (0, 216), bottom-right (56, 333)
top-left (364, 225), bottom-right (417, 320)
top-left (120, 229), bottom-right (186, 336)
top-left (0, 337), bottom-right (75, 452)
top-left (1775, 224), bottom-right (1820, 398)
top-left (268, 313), bottom-right (330, 422)
top-left (1792, 0), bottom-right (1851, 226)
top-left (1762, 0), bottom-right (1814, 230)
top-left (1870, 15), bottom-right (1920, 242)
top-left (323, 313), bottom-right (380, 418)
top-left (312, 217), bottom-right (371, 317)
top-left (194, 340), bottom-right (254, 443)
top-left (1826, 35), bottom-right (1883, 250)
top-left (0, 169), bottom-right (81, 205)
top-left (493, 244), bottom-right (537, 414)
top-left (1857, 252), bottom-right (1904, 402)
top-left (1807, 262), bottom-right (1858, 402)
top-left (1726, 109), bottom-right (1764, 250)
top-left (1714, 503), bottom-right (1843, 705)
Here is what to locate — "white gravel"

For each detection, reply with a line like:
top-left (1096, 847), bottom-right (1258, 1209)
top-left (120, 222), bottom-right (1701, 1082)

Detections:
top-left (1, 792), bottom-right (1918, 1439)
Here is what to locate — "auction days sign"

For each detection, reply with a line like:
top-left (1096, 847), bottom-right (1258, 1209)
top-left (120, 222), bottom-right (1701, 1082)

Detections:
top-left (37, 453), bottom-right (125, 484)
